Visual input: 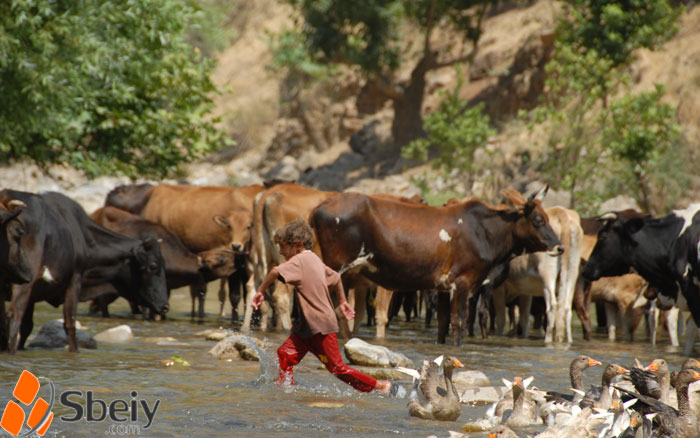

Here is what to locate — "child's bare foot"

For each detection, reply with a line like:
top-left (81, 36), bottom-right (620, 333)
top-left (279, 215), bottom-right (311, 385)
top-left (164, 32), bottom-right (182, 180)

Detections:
top-left (375, 380), bottom-right (392, 393)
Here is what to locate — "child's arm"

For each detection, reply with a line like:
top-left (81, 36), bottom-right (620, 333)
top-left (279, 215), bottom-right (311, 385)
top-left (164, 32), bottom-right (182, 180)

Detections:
top-left (252, 268), bottom-right (280, 310)
top-left (332, 281), bottom-right (356, 320)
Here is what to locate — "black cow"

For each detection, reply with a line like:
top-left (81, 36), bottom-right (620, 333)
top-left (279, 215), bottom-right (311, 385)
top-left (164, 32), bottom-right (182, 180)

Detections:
top-left (89, 206), bottom-right (236, 318)
top-left (582, 205), bottom-right (700, 329)
top-left (0, 190), bottom-right (169, 353)
top-left (0, 199), bottom-right (32, 284)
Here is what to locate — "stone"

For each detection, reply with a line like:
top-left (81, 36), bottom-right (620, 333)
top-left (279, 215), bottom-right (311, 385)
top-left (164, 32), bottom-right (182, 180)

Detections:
top-left (28, 319), bottom-right (97, 350)
top-left (209, 334), bottom-right (270, 362)
top-left (94, 325), bottom-right (134, 343)
top-left (452, 370), bottom-right (491, 391)
top-left (342, 338), bottom-right (414, 368)
top-left (459, 386), bottom-right (509, 405)
top-left (352, 366), bottom-right (415, 380)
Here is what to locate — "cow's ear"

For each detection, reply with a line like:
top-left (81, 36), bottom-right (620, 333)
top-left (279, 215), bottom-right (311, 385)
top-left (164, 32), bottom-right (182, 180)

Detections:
top-left (213, 215), bottom-right (231, 230)
top-left (528, 185), bottom-right (549, 203)
top-left (623, 217), bottom-right (645, 235)
top-left (501, 188), bottom-right (526, 208)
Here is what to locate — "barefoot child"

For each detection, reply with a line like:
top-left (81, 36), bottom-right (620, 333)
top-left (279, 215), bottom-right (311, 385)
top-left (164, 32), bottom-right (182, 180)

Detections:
top-left (252, 219), bottom-right (392, 394)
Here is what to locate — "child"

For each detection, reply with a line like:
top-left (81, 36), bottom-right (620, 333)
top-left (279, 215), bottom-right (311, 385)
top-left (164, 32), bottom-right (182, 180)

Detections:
top-left (252, 219), bottom-right (392, 394)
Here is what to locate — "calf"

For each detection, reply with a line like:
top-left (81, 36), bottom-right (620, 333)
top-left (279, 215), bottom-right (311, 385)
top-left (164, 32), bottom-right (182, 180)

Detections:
top-left (310, 187), bottom-right (562, 345)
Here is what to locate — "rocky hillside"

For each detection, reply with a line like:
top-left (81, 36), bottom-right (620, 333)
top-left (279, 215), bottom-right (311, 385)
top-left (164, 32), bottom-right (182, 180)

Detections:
top-left (2, 0), bottom-right (698, 213)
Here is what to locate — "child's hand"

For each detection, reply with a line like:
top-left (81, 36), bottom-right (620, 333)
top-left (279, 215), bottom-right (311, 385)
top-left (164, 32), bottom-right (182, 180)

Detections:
top-left (339, 302), bottom-right (355, 320)
top-left (252, 291), bottom-right (264, 310)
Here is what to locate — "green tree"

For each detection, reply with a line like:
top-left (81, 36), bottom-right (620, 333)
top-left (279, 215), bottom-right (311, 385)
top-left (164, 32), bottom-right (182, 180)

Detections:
top-left (524, 0), bottom-right (685, 214)
top-left (275, 0), bottom-right (498, 149)
top-left (0, 0), bottom-right (230, 179)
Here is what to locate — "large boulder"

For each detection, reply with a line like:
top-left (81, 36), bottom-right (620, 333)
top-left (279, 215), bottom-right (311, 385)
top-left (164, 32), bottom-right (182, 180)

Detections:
top-left (94, 325), bottom-right (134, 343)
top-left (342, 338), bottom-right (413, 368)
top-left (28, 319), bottom-right (97, 349)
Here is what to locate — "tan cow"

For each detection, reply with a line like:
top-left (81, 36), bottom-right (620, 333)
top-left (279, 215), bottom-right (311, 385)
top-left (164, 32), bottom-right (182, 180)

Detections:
top-left (249, 182), bottom-right (339, 332)
top-left (492, 206), bottom-right (583, 343)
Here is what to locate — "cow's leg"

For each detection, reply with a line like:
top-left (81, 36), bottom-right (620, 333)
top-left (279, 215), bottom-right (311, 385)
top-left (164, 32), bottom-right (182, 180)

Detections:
top-left (478, 291), bottom-right (490, 339)
top-left (604, 302), bottom-right (617, 341)
top-left (0, 292), bottom-right (7, 352)
top-left (466, 293), bottom-right (479, 337)
top-left (665, 306), bottom-right (679, 347)
top-left (388, 291), bottom-right (402, 323)
top-left (573, 278), bottom-right (592, 341)
top-left (271, 282), bottom-right (292, 331)
top-left (424, 290), bottom-right (436, 328)
top-left (7, 284), bottom-right (33, 354)
top-left (684, 317), bottom-right (697, 356)
top-left (437, 292), bottom-right (450, 344)
top-left (17, 301), bottom-right (34, 351)
top-left (648, 301), bottom-right (659, 345)
top-left (403, 291), bottom-right (416, 322)
top-left (518, 295), bottom-right (533, 339)
top-left (450, 281), bottom-right (470, 346)
top-left (218, 279), bottom-right (227, 319)
top-left (492, 287), bottom-right (506, 336)
top-left (63, 275), bottom-right (81, 353)
top-left (374, 287), bottom-right (393, 338)
top-left (351, 286), bottom-right (367, 335)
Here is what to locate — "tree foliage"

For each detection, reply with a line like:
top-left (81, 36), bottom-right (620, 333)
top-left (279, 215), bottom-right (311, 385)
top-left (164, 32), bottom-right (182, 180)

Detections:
top-left (524, 0), bottom-right (685, 214)
top-left (275, 0), bottom-right (497, 147)
top-left (402, 71), bottom-right (494, 175)
top-left (0, 0), bottom-right (230, 179)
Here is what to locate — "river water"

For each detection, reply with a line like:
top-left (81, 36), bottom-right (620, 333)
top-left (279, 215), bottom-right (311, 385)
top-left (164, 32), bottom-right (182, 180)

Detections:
top-left (0, 287), bottom-right (689, 438)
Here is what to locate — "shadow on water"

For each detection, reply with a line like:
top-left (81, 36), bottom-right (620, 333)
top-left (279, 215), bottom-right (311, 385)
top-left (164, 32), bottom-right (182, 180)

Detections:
top-left (0, 286), bottom-right (693, 438)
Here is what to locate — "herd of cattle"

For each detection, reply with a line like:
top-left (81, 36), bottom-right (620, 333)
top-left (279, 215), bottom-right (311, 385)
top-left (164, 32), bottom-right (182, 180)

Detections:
top-left (2, 181), bottom-right (700, 356)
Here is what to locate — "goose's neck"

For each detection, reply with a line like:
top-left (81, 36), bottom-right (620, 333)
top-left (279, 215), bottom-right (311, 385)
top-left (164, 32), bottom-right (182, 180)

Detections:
top-left (570, 367), bottom-right (584, 390)
top-left (659, 373), bottom-right (671, 405)
top-left (444, 368), bottom-right (457, 398)
top-left (677, 382), bottom-right (691, 416)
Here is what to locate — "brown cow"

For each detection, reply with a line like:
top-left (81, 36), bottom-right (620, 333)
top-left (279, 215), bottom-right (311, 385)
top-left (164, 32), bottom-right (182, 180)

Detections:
top-left (250, 182), bottom-right (339, 331)
top-left (105, 183), bottom-right (265, 320)
top-left (309, 187), bottom-right (563, 345)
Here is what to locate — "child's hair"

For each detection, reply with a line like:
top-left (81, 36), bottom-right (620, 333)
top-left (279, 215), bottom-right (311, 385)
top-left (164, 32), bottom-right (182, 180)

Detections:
top-left (274, 219), bottom-right (314, 250)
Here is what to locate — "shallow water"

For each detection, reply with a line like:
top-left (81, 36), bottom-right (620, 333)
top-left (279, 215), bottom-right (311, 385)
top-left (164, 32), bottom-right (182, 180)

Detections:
top-left (0, 287), bottom-right (691, 438)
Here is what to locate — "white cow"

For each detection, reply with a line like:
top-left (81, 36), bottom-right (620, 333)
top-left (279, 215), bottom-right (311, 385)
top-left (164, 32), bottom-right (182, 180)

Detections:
top-left (492, 207), bottom-right (583, 343)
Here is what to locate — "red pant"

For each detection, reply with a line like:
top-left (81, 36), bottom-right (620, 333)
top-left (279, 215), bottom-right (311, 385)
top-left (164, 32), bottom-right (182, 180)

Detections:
top-left (277, 332), bottom-right (377, 392)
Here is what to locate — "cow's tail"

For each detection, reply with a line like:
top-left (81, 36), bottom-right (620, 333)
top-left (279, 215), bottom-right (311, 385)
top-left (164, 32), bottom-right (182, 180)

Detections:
top-left (252, 190), bottom-right (268, 279)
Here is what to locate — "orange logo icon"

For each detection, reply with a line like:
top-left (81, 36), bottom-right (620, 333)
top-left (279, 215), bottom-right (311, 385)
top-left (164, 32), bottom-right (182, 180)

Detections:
top-left (1, 370), bottom-right (54, 437)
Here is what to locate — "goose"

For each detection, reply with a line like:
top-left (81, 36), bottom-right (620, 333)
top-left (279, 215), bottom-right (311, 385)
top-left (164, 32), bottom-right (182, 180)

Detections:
top-left (397, 355), bottom-right (464, 421)
top-left (626, 358), bottom-right (670, 404)
top-left (615, 368), bottom-right (700, 438)
top-left (579, 363), bottom-right (629, 410)
top-left (501, 376), bottom-right (542, 428)
top-left (546, 355), bottom-right (602, 404)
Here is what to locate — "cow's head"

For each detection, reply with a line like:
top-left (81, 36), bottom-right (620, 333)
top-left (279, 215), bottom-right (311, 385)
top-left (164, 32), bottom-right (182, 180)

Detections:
top-left (131, 236), bottom-right (169, 314)
top-left (0, 199), bottom-right (33, 284)
top-left (582, 212), bottom-right (644, 281)
top-left (502, 186), bottom-right (563, 256)
top-left (197, 247), bottom-right (237, 278)
top-left (213, 210), bottom-right (254, 254)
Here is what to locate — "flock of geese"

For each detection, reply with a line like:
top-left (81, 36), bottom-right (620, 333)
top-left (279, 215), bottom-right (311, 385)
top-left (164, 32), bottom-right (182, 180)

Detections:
top-left (397, 355), bottom-right (700, 438)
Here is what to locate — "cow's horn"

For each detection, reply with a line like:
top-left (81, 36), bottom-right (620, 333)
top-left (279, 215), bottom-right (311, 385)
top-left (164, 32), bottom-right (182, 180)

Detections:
top-left (599, 212), bottom-right (618, 221)
top-left (528, 185), bottom-right (549, 202)
top-left (7, 200), bottom-right (26, 210)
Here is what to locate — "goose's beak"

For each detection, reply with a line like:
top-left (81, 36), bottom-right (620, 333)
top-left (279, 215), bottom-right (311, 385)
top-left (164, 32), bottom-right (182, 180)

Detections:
top-left (617, 366), bottom-right (630, 375)
top-left (693, 371), bottom-right (700, 381)
top-left (454, 359), bottom-right (464, 368)
top-left (645, 361), bottom-right (659, 372)
top-left (588, 357), bottom-right (602, 367)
